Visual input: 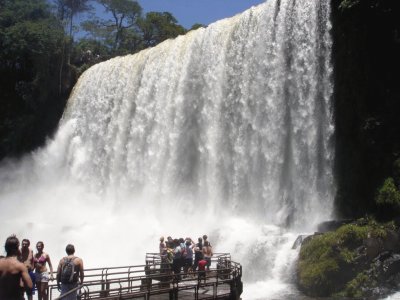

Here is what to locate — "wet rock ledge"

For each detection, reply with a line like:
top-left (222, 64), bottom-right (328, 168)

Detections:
top-left (296, 218), bottom-right (400, 299)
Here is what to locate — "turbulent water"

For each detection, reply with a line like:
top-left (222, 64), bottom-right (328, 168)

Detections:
top-left (0, 0), bottom-right (336, 299)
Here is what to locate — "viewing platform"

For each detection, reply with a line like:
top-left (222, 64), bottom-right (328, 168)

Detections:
top-left (50, 253), bottom-right (243, 300)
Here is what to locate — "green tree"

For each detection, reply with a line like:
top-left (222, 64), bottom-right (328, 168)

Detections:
top-left (189, 23), bottom-right (206, 31)
top-left (0, 0), bottom-right (67, 158)
top-left (54, 0), bottom-right (91, 83)
top-left (138, 12), bottom-right (186, 47)
top-left (71, 37), bottom-right (111, 74)
top-left (96, 0), bottom-right (142, 51)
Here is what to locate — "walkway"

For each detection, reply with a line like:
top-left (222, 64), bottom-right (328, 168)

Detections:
top-left (50, 253), bottom-right (242, 300)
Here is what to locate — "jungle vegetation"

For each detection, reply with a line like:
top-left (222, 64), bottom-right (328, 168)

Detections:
top-left (0, 0), bottom-right (202, 159)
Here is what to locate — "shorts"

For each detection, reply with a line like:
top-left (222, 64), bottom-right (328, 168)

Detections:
top-left (35, 271), bottom-right (50, 283)
top-left (61, 282), bottom-right (79, 300)
top-left (26, 271), bottom-right (36, 295)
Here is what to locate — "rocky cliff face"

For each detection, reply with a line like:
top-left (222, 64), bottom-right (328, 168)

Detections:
top-left (332, 0), bottom-right (400, 217)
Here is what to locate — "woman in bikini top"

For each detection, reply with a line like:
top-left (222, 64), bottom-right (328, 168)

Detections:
top-left (34, 255), bottom-right (47, 267)
top-left (34, 241), bottom-right (54, 300)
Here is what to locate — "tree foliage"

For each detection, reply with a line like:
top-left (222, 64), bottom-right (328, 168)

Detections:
top-left (0, 0), bottom-right (192, 160)
top-left (138, 12), bottom-right (186, 47)
top-left (97, 0), bottom-right (142, 51)
top-left (0, 0), bottom-right (67, 158)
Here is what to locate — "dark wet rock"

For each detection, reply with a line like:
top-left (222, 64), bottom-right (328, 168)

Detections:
top-left (364, 236), bottom-right (383, 260)
top-left (383, 230), bottom-right (400, 252)
top-left (292, 235), bottom-right (310, 249)
top-left (317, 219), bottom-right (354, 233)
top-left (382, 254), bottom-right (400, 279)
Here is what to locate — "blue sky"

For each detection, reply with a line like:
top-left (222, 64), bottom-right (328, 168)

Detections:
top-left (135, 0), bottom-right (266, 28)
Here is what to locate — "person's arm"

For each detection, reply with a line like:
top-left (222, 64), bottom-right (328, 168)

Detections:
top-left (56, 259), bottom-right (62, 290)
top-left (46, 254), bottom-right (54, 280)
top-left (78, 259), bottom-right (84, 284)
top-left (20, 264), bottom-right (33, 289)
top-left (29, 250), bottom-right (34, 271)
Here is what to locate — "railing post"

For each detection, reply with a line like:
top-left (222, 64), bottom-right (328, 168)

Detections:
top-left (168, 283), bottom-right (178, 300)
top-left (213, 283), bottom-right (217, 299)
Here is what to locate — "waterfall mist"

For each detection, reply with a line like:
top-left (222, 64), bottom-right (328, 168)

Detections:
top-left (0, 0), bottom-right (333, 298)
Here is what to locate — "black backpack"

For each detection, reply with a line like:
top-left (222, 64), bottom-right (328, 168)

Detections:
top-left (60, 257), bottom-right (76, 283)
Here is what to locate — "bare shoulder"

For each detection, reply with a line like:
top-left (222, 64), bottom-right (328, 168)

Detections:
top-left (16, 260), bottom-right (27, 271)
top-left (75, 257), bottom-right (84, 269)
top-left (8, 258), bottom-right (26, 272)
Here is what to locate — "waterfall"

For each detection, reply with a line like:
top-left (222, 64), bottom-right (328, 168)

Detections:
top-left (0, 0), bottom-right (333, 298)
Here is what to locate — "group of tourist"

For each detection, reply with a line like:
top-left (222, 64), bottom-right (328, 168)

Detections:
top-left (159, 235), bottom-right (213, 281)
top-left (0, 235), bottom-right (84, 300)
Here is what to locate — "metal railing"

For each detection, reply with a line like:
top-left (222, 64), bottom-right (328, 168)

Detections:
top-left (49, 253), bottom-right (242, 300)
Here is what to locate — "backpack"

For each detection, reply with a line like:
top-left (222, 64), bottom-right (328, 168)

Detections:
top-left (60, 257), bottom-right (76, 283)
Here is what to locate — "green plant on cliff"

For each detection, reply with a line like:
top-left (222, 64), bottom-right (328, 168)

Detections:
top-left (297, 220), bottom-right (395, 297)
top-left (344, 272), bottom-right (376, 298)
top-left (375, 177), bottom-right (400, 220)
top-left (393, 158), bottom-right (400, 187)
top-left (339, 0), bottom-right (361, 10)
top-left (298, 225), bottom-right (366, 296)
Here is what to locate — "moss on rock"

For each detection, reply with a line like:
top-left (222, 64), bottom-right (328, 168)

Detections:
top-left (297, 218), bottom-right (398, 298)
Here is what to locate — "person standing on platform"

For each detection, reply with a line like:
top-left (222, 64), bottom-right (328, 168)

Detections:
top-left (0, 235), bottom-right (33, 300)
top-left (183, 238), bottom-right (195, 276)
top-left (203, 235), bottom-right (211, 247)
top-left (193, 237), bottom-right (203, 271)
top-left (202, 241), bottom-right (213, 271)
top-left (197, 259), bottom-right (207, 283)
top-left (159, 237), bottom-right (166, 255)
top-left (172, 239), bottom-right (183, 282)
top-left (56, 244), bottom-right (84, 300)
top-left (20, 239), bottom-right (35, 300)
top-left (34, 241), bottom-right (54, 300)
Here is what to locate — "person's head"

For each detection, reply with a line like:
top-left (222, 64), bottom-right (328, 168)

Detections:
top-left (179, 238), bottom-right (184, 244)
top-left (36, 241), bottom-right (44, 252)
top-left (203, 235), bottom-right (208, 241)
top-left (198, 237), bottom-right (203, 243)
top-left (5, 235), bottom-right (20, 256)
top-left (22, 239), bottom-right (30, 249)
top-left (65, 244), bottom-right (75, 255)
top-left (160, 236), bottom-right (164, 242)
top-left (185, 240), bottom-right (191, 246)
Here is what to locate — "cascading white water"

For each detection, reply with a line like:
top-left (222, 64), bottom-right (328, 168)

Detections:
top-left (0, 0), bottom-right (333, 299)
